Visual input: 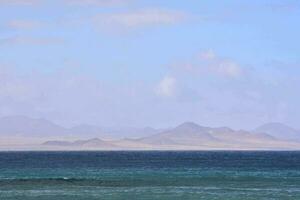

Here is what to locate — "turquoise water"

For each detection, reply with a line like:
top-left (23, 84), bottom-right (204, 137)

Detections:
top-left (0, 151), bottom-right (300, 199)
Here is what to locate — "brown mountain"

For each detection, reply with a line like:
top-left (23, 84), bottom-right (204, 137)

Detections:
top-left (137, 122), bottom-right (298, 150)
top-left (255, 122), bottom-right (300, 141)
top-left (138, 122), bottom-right (218, 146)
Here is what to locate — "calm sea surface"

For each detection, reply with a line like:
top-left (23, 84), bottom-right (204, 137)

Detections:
top-left (0, 151), bottom-right (300, 200)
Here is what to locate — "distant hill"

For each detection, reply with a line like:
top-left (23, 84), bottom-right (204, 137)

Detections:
top-left (41, 122), bottom-right (300, 150)
top-left (43, 138), bottom-right (117, 149)
top-left (255, 123), bottom-right (300, 141)
top-left (98, 126), bottom-right (162, 139)
top-left (1, 116), bottom-right (300, 150)
top-left (0, 116), bottom-right (160, 140)
top-left (138, 122), bottom-right (217, 146)
top-left (0, 116), bottom-right (68, 137)
top-left (137, 122), bottom-right (283, 149)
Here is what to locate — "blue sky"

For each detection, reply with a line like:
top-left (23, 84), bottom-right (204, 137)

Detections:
top-left (0, 0), bottom-right (299, 129)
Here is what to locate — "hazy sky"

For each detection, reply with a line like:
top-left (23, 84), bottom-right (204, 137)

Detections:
top-left (0, 0), bottom-right (299, 129)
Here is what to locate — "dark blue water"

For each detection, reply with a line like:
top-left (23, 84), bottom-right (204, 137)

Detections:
top-left (0, 151), bottom-right (300, 199)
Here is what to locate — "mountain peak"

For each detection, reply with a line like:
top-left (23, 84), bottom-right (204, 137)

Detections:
top-left (86, 138), bottom-right (103, 142)
top-left (255, 122), bottom-right (300, 141)
top-left (175, 122), bottom-right (207, 131)
top-left (259, 122), bottom-right (292, 128)
top-left (256, 122), bottom-right (297, 132)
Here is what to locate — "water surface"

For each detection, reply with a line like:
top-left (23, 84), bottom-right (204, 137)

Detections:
top-left (0, 151), bottom-right (300, 200)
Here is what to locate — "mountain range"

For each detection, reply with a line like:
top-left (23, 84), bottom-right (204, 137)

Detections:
top-left (0, 116), bottom-right (300, 150)
top-left (255, 122), bottom-right (300, 141)
top-left (0, 116), bottom-right (161, 142)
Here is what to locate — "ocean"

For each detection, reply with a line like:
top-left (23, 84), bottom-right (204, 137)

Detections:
top-left (0, 151), bottom-right (300, 200)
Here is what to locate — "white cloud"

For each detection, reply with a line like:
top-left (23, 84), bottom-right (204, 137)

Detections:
top-left (199, 49), bottom-right (216, 60)
top-left (173, 50), bottom-right (243, 79)
top-left (93, 8), bottom-right (186, 30)
top-left (217, 60), bottom-right (242, 78)
top-left (202, 50), bottom-right (243, 78)
top-left (155, 75), bottom-right (177, 97)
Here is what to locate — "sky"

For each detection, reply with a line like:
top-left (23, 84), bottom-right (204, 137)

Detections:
top-left (0, 0), bottom-right (299, 130)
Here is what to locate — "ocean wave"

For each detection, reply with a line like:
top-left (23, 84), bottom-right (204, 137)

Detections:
top-left (0, 176), bottom-right (299, 188)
